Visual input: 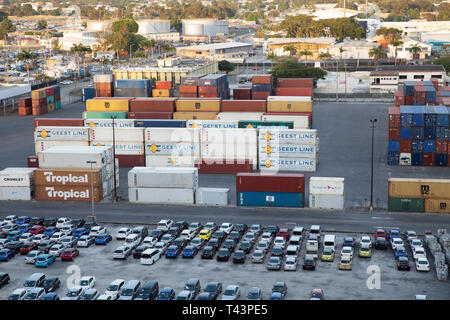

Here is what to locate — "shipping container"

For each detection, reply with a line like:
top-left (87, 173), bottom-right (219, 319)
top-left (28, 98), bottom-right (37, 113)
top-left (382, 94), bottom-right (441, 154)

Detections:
top-left (90, 141), bottom-right (144, 155)
top-left (173, 112), bottom-right (218, 120)
top-left (27, 156), bottom-right (39, 168)
top-left (33, 118), bottom-right (84, 130)
top-left (176, 99), bottom-right (221, 112)
top-left (38, 146), bottom-right (113, 169)
top-left (201, 143), bottom-right (256, 159)
top-left (394, 91), bottom-right (405, 107)
top-left (399, 139), bottom-right (411, 153)
top-left (389, 106), bottom-right (401, 128)
top-left (129, 187), bottom-right (195, 204)
top-left (198, 74), bottom-right (227, 87)
top-left (388, 178), bottom-right (450, 199)
top-left (155, 81), bottom-right (172, 90)
top-left (35, 141), bottom-right (89, 154)
top-left (134, 119), bottom-right (186, 128)
top-left (34, 168), bottom-right (104, 186)
top-left (259, 144), bottom-right (317, 158)
top-left (411, 152), bottom-right (423, 166)
top-left (152, 89), bottom-right (171, 98)
top-left (309, 177), bottom-right (344, 195)
top-left (389, 127), bottom-right (401, 140)
top-left (309, 194), bottom-right (344, 210)
top-left (267, 99), bottom-right (313, 113)
top-left (221, 100), bottom-right (267, 112)
top-left (251, 91), bottom-right (271, 100)
top-left (0, 187), bottom-right (33, 201)
top-left (276, 87), bottom-right (313, 97)
top-left (180, 74), bottom-right (205, 86)
top-left (196, 159), bottom-right (253, 174)
top-left (233, 88), bottom-right (252, 100)
top-left (34, 127), bottom-right (90, 141)
top-left (216, 112), bottom-right (263, 121)
top-left (94, 74), bottom-right (113, 83)
top-left (114, 155), bottom-right (145, 167)
top-left (35, 185), bottom-right (103, 202)
top-left (435, 153), bottom-right (448, 167)
top-left (252, 75), bottom-right (272, 84)
top-left (202, 128), bottom-right (257, 145)
top-left (238, 191), bottom-right (304, 208)
top-left (127, 112), bottom-right (173, 119)
top-left (410, 127), bottom-right (424, 140)
top-left (435, 106), bottom-right (449, 127)
top-left (387, 151), bottom-right (399, 165)
top-left (90, 127), bottom-right (144, 142)
top-left (435, 140), bottom-right (448, 154)
top-left (277, 78), bottom-right (313, 88)
top-left (84, 119), bottom-right (134, 128)
top-left (259, 129), bottom-right (317, 145)
top-left (236, 173), bottom-right (305, 193)
top-left (261, 114), bottom-right (310, 129)
top-left (0, 168), bottom-right (36, 187)
top-left (82, 112), bottom-right (128, 119)
top-left (187, 120), bottom-right (238, 129)
top-left (128, 167), bottom-right (198, 189)
top-left (424, 199), bottom-right (450, 213)
top-left (145, 155), bottom-right (198, 168)
top-left (252, 84), bottom-right (272, 92)
top-left (388, 197), bottom-right (424, 212)
top-left (423, 153), bottom-right (435, 166)
top-left (259, 158), bottom-right (316, 172)
top-left (145, 142), bottom-right (200, 157)
top-left (145, 128), bottom-right (200, 143)
top-left (239, 120), bottom-right (293, 129)
top-left (179, 85), bottom-right (198, 94)
top-left (86, 99), bottom-right (130, 112)
top-left (196, 188), bottom-right (230, 206)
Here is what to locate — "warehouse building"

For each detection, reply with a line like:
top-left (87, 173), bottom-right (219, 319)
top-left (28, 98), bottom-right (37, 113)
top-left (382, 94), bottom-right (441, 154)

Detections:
top-left (176, 42), bottom-right (253, 60)
top-left (265, 38), bottom-right (336, 59)
top-left (327, 40), bottom-right (379, 59)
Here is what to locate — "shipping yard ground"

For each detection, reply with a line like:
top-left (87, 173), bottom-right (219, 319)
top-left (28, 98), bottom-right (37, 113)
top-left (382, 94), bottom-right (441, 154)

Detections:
top-left (1, 99), bottom-right (449, 300)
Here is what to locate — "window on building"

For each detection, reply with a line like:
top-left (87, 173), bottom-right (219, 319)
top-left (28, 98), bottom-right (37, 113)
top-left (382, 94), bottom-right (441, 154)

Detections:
top-left (413, 75), bottom-right (424, 80)
top-left (399, 75), bottom-right (407, 80)
top-left (431, 75), bottom-right (442, 79)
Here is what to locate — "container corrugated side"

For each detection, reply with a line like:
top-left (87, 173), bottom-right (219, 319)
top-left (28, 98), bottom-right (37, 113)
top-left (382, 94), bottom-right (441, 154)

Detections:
top-left (34, 168), bottom-right (104, 186)
top-left (35, 185), bottom-right (103, 202)
top-left (0, 168), bottom-right (36, 187)
top-left (196, 187), bottom-right (230, 206)
top-left (216, 112), bottom-right (263, 121)
top-left (261, 115), bottom-right (310, 129)
top-left (259, 129), bottom-right (317, 145)
top-left (267, 100), bottom-right (312, 113)
top-left (202, 143), bottom-right (257, 159)
top-left (309, 177), bottom-right (344, 195)
top-left (186, 120), bottom-right (239, 129)
top-left (86, 99), bottom-right (130, 112)
top-left (127, 167), bottom-right (198, 189)
top-left (388, 197), bottom-right (424, 212)
top-left (259, 144), bottom-right (317, 158)
top-left (90, 141), bottom-right (144, 155)
top-left (173, 112), bottom-right (218, 120)
top-left (176, 99), bottom-right (221, 112)
top-left (84, 119), bottom-right (135, 128)
top-left (236, 173), bottom-right (305, 193)
top-left (309, 194), bottom-right (344, 209)
top-left (129, 187), bottom-right (195, 204)
top-left (202, 128), bottom-right (257, 145)
top-left (145, 155), bottom-right (199, 168)
top-left (145, 128), bottom-right (201, 143)
top-left (388, 178), bottom-right (450, 199)
top-left (145, 142), bottom-right (200, 157)
top-left (90, 127), bottom-right (144, 142)
top-left (0, 186), bottom-right (33, 200)
top-left (35, 141), bottom-right (90, 155)
top-left (259, 158), bottom-right (316, 172)
top-left (424, 199), bottom-right (450, 213)
top-left (237, 191), bottom-right (304, 208)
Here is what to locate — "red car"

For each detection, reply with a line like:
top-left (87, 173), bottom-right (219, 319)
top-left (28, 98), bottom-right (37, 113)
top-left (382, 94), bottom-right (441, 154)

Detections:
top-left (29, 225), bottom-right (46, 235)
top-left (375, 228), bottom-right (386, 240)
top-left (19, 242), bottom-right (38, 255)
top-left (61, 248), bottom-right (79, 261)
top-left (277, 229), bottom-right (290, 240)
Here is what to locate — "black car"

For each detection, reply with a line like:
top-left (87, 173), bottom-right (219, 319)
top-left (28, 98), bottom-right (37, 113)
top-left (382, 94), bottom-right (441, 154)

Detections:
top-left (235, 224), bottom-right (248, 234)
top-left (168, 226), bottom-right (182, 238)
top-left (83, 222), bottom-right (97, 230)
top-left (271, 247), bottom-right (284, 258)
top-left (136, 280), bottom-right (159, 300)
top-left (212, 230), bottom-right (226, 242)
top-left (71, 219), bottom-right (86, 228)
top-left (173, 237), bottom-right (187, 249)
top-left (203, 282), bottom-right (222, 300)
top-left (39, 240), bottom-right (57, 253)
top-left (303, 256), bottom-right (316, 270)
top-left (133, 245), bottom-right (150, 259)
top-left (29, 217), bottom-right (44, 225)
top-left (201, 246), bottom-right (216, 259)
top-left (266, 225), bottom-right (280, 237)
top-left (216, 248), bottom-right (231, 261)
top-left (6, 241), bottom-right (23, 253)
top-left (0, 272), bottom-right (9, 288)
top-left (228, 231), bottom-right (242, 242)
top-left (42, 277), bottom-right (61, 292)
top-left (174, 221), bottom-right (189, 231)
top-left (43, 217), bottom-right (57, 227)
top-left (232, 250), bottom-right (246, 264)
top-left (238, 241), bottom-right (253, 254)
top-left (150, 229), bottom-right (164, 241)
top-left (0, 231), bottom-right (8, 239)
top-left (375, 238), bottom-right (388, 250)
top-left (272, 282), bottom-right (287, 296)
top-left (207, 238), bottom-right (221, 250)
top-left (397, 256), bottom-right (411, 271)
top-left (222, 239), bottom-right (237, 251)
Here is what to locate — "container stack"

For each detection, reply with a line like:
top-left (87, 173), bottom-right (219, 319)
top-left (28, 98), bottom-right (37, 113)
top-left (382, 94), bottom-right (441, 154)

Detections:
top-left (174, 98), bottom-right (220, 120)
top-left (34, 126), bottom-right (90, 155)
top-left (251, 75), bottom-right (272, 100)
top-left (388, 178), bottom-right (450, 213)
top-left (221, 100), bottom-right (266, 112)
top-left (114, 79), bottom-right (152, 97)
top-left (400, 81), bottom-right (437, 105)
top-left (236, 173), bottom-right (305, 208)
top-left (34, 118), bottom-right (85, 130)
top-left (94, 74), bottom-right (114, 97)
top-left (128, 98), bottom-right (176, 119)
top-left (276, 78), bottom-right (314, 98)
top-left (233, 88), bottom-right (252, 100)
top-left (258, 128), bottom-right (318, 172)
top-left (179, 74), bottom-right (205, 98)
top-left (309, 177), bottom-right (344, 210)
top-left (153, 81), bottom-right (173, 98)
top-left (128, 167), bottom-right (198, 204)
top-left (216, 112), bottom-right (263, 121)
top-left (31, 88), bottom-right (47, 116)
top-left (436, 87), bottom-right (450, 106)
top-left (18, 97), bottom-right (32, 116)
top-left (238, 120), bottom-right (294, 129)
top-left (414, 84), bottom-right (437, 105)
top-left (267, 96), bottom-right (313, 114)
top-left (198, 74), bottom-right (229, 98)
top-left (82, 87), bottom-right (96, 102)
top-left (84, 98), bottom-right (132, 119)
top-left (261, 113), bottom-right (311, 129)
top-left (145, 128), bottom-right (201, 168)
top-left (0, 168), bottom-right (36, 201)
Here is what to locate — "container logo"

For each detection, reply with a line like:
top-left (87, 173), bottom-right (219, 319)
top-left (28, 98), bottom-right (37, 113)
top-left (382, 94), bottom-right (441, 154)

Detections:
top-left (45, 187), bottom-right (90, 200)
top-left (149, 144), bottom-right (160, 153)
top-left (189, 123), bottom-right (200, 128)
top-left (246, 124), bottom-right (254, 129)
top-left (263, 132), bottom-right (273, 142)
top-left (43, 172), bottom-right (89, 185)
top-left (264, 145), bottom-right (273, 155)
top-left (263, 159), bottom-right (273, 168)
top-left (38, 129), bottom-right (49, 139)
top-left (87, 121), bottom-right (97, 127)
top-left (420, 185), bottom-right (430, 195)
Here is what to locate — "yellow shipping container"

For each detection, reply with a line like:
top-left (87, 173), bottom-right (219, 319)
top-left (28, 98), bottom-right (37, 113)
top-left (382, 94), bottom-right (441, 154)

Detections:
top-left (152, 89), bottom-right (171, 97)
top-left (267, 101), bottom-right (312, 112)
top-left (32, 89), bottom-right (46, 99)
top-left (388, 178), bottom-right (450, 199)
top-left (47, 103), bottom-right (55, 112)
top-left (86, 99), bottom-right (130, 112)
top-left (176, 99), bottom-right (221, 112)
top-left (424, 199), bottom-right (450, 213)
top-left (173, 112), bottom-right (218, 120)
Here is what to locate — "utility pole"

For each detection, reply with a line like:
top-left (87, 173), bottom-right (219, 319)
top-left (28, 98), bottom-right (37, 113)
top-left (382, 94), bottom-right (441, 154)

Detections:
top-left (111, 115), bottom-right (118, 203)
top-left (369, 119), bottom-right (377, 213)
top-left (336, 59), bottom-right (339, 102)
top-left (86, 160), bottom-right (97, 223)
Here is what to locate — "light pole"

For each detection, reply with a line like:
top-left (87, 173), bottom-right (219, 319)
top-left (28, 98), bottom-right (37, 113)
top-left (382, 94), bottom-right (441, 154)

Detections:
top-left (336, 58), bottom-right (339, 102)
top-left (86, 160), bottom-right (97, 223)
top-left (111, 115), bottom-right (118, 203)
top-left (369, 119), bottom-right (377, 212)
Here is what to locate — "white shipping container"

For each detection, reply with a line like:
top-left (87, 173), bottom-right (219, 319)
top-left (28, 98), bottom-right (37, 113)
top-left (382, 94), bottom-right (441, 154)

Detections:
top-left (202, 143), bottom-right (257, 158)
top-left (216, 112), bottom-right (263, 121)
top-left (0, 168), bottom-right (36, 187)
top-left (259, 158), bottom-right (316, 172)
top-left (309, 194), bottom-right (344, 210)
top-left (38, 146), bottom-right (113, 169)
top-left (309, 177), bottom-right (344, 196)
top-left (202, 157), bottom-right (258, 170)
top-left (258, 144), bottom-right (317, 158)
top-left (399, 153), bottom-right (411, 166)
top-left (90, 127), bottom-right (144, 142)
top-left (259, 129), bottom-right (317, 145)
top-left (35, 140), bottom-right (90, 155)
top-left (196, 187), bottom-right (230, 206)
top-left (129, 187), bottom-right (195, 204)
top-left (35, 127), bottom-right (90, 141)
top-left (128, 167), bottom-right (198, 189)
top-left (90, 141), bottom-right (144, 155)
top-left (94, 74), bottom-right (113, 82)
top-left (145, 128), bottom-right (200, 143)
top-left (145, 155), bottom-right (199, 168)
top-left (0, 186), bottom-right (33, 201)
top-left (202, 128), bottom-right (257, 144)
top-left (145, 142), bottom-right (200, 157)
top-left (186, 120), bottom-right (239, 129)
top-left (84, 119), bottom-right (135, 128)
top-left (267, 96), bottom-right (312, 102)
top-left (261, 115), bottom-right (310, 129)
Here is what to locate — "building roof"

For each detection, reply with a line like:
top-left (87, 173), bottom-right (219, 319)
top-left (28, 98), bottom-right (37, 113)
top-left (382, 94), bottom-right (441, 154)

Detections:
top-left (177, 42), bottom-right (252, 51)
top-left (332, 40), bottom-right (378, 48)
top-left (370, 71), bottom-right (399, 77)
top-left (266, 37), bottom-right (336, 46)
top-left (375, 65), bottom-right (445, 72)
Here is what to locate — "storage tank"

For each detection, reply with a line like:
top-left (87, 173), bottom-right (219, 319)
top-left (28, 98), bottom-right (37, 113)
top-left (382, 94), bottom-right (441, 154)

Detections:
top-left (137, 20), bottom-right (170, 35)
top-left (182, 19), bottom-right (229, 37)
top-left (86, 20), bottom-right (112, 32)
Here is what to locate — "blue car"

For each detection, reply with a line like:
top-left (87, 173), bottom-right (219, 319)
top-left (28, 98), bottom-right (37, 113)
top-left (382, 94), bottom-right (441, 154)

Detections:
top-left (343, 237), bottom-right (355, 248)
top-left (95, 233), bottom-right (112, 245)
top-left (182, 245), bottom-right (198, 258)
top-left (35, 254), bottom-right (56, 267)
top-left (73, 228), bottom-right (90, 238)
top-left (19, 224), bottom-right (32, 233)
top-left (394, 246), bottom-right (408, 260)
top-left (44, 227), bottom-right (59, 238)
top-left (157, 287), bottom-right (175, 300)
top-left (15, 216), bottom-right (30, 225)
top-left (7, 231), bottom-right (23, 241)
top-left (270, 292), bottom-right (285, 300)
top-left (165, 245), bottom-right (181, 258)
top-left (0, 249), bottom-right (15, 262)
top-left (42, 293), bottom-right (59, 300)
top-left (390, 228), bottom-right (401, 239)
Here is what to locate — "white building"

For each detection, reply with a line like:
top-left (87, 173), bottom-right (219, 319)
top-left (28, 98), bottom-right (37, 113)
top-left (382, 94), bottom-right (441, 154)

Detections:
top-left (327, 40), bottom-right (379, 60)
top-left (60, 31), bottom-right (99, 50)
top-left (145, 32), bottom-right (180, 42)
top-left (312, 8), bottom-right (360, 20)
top-left (387, 38), bottom-right (431, 60)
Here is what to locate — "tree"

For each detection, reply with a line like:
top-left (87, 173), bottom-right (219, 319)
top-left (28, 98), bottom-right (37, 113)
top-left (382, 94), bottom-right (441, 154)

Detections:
top-left (299, 50), bottom-right (313, 60)
top-left (218, 60), bottom-right (235, 74)
top-left (433, 56), bottom-right (450, 74)
top-left (270, 61), bottom-right (327, 87)
top-left (407, 45), bottom-right (423, 60)
top-left (390, 39), bottom-right (404, 65)
top-left (338, 47), bottom-right (346, 61)
top-left (17, 50), bottom-right (38, 83)
top-left (51, 38), bottom-right (61, 53)
top-left (283, 44), bottom-right (297, 57)
top-left (318, 52), bottom-right (332, 68)
top-left (37, 20), bottom-right (47, 30)
top-left (369, 46), bottom-right (387, 66)
top-left (376, 27), bottom-right (402, 43)
top-left (0, 18), bottom-right (16, 42)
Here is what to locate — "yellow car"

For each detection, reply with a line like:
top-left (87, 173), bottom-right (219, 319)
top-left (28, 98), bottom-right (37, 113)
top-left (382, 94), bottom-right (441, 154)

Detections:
top-left (321, 248), bottom-right (334, 262)
top-left (339, 257), bottom-right (352, 270)
top-left (198, 229), bottom-right (212, 241)
top-left (359, 245), bottom-right (372, 258)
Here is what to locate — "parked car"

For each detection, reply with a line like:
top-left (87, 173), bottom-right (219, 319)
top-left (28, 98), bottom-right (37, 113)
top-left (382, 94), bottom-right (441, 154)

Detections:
top-left (135, 280), bottom-right (159, 301)
top-left (221, 285), bottom-right (240, 300)
top-left (182, 245), bottom-right (198, 258)
top-left (15, 216), bottom-right (30, 225)
top-left (190, 237), bottom-right (206, 250)
top-left (310, 289), bottom-right (325, 300)
top-left (184, 278), bottom-right (201, 298)
top-left (165, 245), bottom-right (181, 258)
top-left (251, 250), bottom-right (266, 263)
top-left (303, 255), bottom-right (316, 270)
top-left (104, 279), bottom-right (125, 300)
top-left (140, 249), bottom-right (162, 265)
top-left (8, 288), bottom-right (27, 300)
top-left (243, 232), bottom-right (257, 244)
top-left (35, 254), bottom-right (56, 267)
top-left (77, 235), bottom-right (95, 247)
top-left (23, 287), bottom-right (45, 300)
top-left (341, 246), bottom-right (354, 259)
top-left (235, 223), bottom-right (249, 234)
top-left (359, 245), bottom-right (372, 258)
top-left (284, 256), bottom-right (298, 271)
top-left (412, 247), bottom-right (426, 260)
top-left (219, 223), bottom-right (234, 235)
top-left (61, 248), bottom-right (79, 261)
top-left (267, 256), bottom-right (282, 270)
top-left (391, 238), bottom-right (404, 251)
top-left (116, 228), bottom-right (131, 240)
top-left (157, 287), bottom-right (175, 300)
top-left (266, 225), bottom-right (279, 237)
top-left (321, 248), bottom-right (334, 262)
top-left (415, 257), bottom-right (430, 272)
top-left (204, 222), bottom-right (218, 232)
top-left (157, 219), bottom-right (173, 232)
top-left (153, 242), bottom-right (168, 255)
top-left (277, 229), bottom-right (290, 240)
top-left (397, 256), bottom-right (411, 271)
top-left (249, 224), bottom-right (262, 235)
top-left (168, 226), bottom-right (182, 238)
top-left (375, 238), bottom-right (388, 250)
top-left (359, 236), bottom-right (372, 248)
top-left (260, 232), bottom-right (274, 244)
top-left (5, 241), bottom-right (23, 253)
top-left (216, 248), bottom-right (231, 261)
top-left (72, 228), bottom-right (89, 238)
top-left (203, 282), bottom-right (222, 300)
top-left (29, 217), bottom-right (44, 226)
top-left (61, 236), bottom-right (77, 248)
top-left (70, 219), bottom-right (85, 228)
top-left (174, 221), bottom-right (189, 231)
top-left (80, 288), bottom-right (100, 300)
top-left (61, 286), bottom-right (85, 300)
top-left (43, 227), bottom-right (59, 238)
top-left (246, 287), bottom-right (263, 300)
top-left (173, 237), bottom-right (187, 249)
top-left (48, 244), bottom-right (67, 257)
top-left (42, 277), bottom-right (61, 292)
top-left (343, 237), bottom-right (356, 248)
top-left (20, 242), bottom-right (38, 255)
top-left (89, 226), bottom-right (107, 237)
top-left (56, 218), bottom-right (71, 229)
top-left (394, 246), bottom-right (408, 260)
top-left (79, 276), bottom-right (96, 290)
top-left (113, 246), bottom-right (132, 260)
top-left (189, 222), bottom-right (203, 233)
top-left (198, 229), bottom-right (212, 241)
top-left (95, 234), bottom-right (112, 245)
top-left (175, 290), bottom-right (193, 300)
top-left (271, 246), bottom-right (284, 258)
top-left (41, 292), bottom-right (59, 300)
top-left (43, 217), bottom-right (57, 227)
top-left (0, 272), bottom-right (10, 288)
top-left (271, 282), bottom-right (287, 297)
top-left (25, 250), bottom-right (43, 264)
top-left (339, 256), bottom-right (352, 270)
top-left (238, 241), bottom-right (253, 254)
top-left (232, 250), bottom-right (246, 264)
top-left (201, 246), bottom-right (216, 259)
top-left (0, 248), bottom-right (15, 261)
top-left (181, 229), bottom-right (196, 241)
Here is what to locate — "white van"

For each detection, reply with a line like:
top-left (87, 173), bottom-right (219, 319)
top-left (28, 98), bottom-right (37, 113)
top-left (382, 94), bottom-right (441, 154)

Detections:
top-left (124, 234), bottom-right (141, 249)
top-left (286, 245), bottom-right (299, 257)
top-left (323, 235), bottom-right (336, 251)
top-left (306, 239), bottom-right (319, 259)
top-left (310, 225), bottom-right (321, 239)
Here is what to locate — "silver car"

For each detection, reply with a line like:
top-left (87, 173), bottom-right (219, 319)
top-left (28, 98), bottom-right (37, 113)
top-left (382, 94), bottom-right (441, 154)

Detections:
top-left (61, 286), bottom-right (85, 300)
top-left (25, 250), bottom-right (43, 264)
top-left (113, 246), bottom-right (131, 260)
top-left (8, 288), bottom-right (27, 300)
top-left (284, 256), bottom-right (298, 271)
top-left (251, 250), bottom-right (265, 263)
top-left (221, 285), bottom-right (240, 300)
top-left (23, 288), bottom-right (45, 300)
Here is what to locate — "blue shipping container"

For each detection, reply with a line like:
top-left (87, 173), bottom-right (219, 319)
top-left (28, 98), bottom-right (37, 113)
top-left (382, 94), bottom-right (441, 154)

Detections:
top-left (424, 140), bottom-right (435, 153)
top-left (423, 106), bottom-right (436, 127)
top-left (424, 127), bottom-right (436, 140)
top-left (411, 152), bottom-right (423, 166)
top-left (439, 91), bottom-right (450, 97)
top-left (400, 106), bottom-right (413, 127)
top-left (435, 106), bottom-right (449, 127)
top-left (411, 127), bottom-right (424, 140)
top-left (198, 74), bottom-right (227, 87)
top-left (425, 86), bottom-right (436, 103)
top-left (388, 141), bottom-right (400, 152)
top-left (114, 79), bottom-right (151, 89)
top-left (400, 127), bottom-right (411, 139)
top-left (238, 191), bottom-right (304, 208)
top-left (133, 120), bottom-right (186, 128)
top-left (411, 140), bottom-right (424, 153)
top-left (252, 84), bottom-right (272, 92)
top-left (387, 152), bottom-right (399, 165)
top-left (435, 154), bottom-right (448, 167)
top-left (412, 105), bottom-right (424, 126)
top-left (403, 81), bottom-right (415, 96)
top-left (435, 127), bottom-right (449, 141)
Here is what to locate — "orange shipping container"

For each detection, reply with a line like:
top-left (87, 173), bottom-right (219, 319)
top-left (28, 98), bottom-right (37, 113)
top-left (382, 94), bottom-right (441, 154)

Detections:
top-left (34, 168), bottom-right (104, 187)
top-left (424, 199), bottom-right (450, 213)
top-left (155, 81), bottom-right (172, 89)
top-left (35, 185), bottom-right (103, 202)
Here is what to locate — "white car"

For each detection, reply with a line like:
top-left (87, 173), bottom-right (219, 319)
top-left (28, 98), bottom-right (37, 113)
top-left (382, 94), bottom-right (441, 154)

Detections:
top-left (32, 234), bottom-right (49, 245)
top-left (415, 257), bottom-right (430, 272)
top-left (410, 239), bottom-right (423, 250)
top-left (256, 240), bottom-right (270, 253)
top-left (359, 236), bottom-right (372, 248)
top-left (19, 233), bottom-right (34, 243)
top-left (157, 219), bottom-right (173, 232)
top-left (181, 229), bottom-right (196, 241)
top-left (113, 246), bottom-right (132, 260)
top-left (50, 232), bottom-right (64, 243)
top-left (286, 245), bottom-right (299, 257)
top-left (4, 215), bottom-right (18, 224)
top-left (116, 228), bottom-right (131, 240)
top-left (284, 256), bottom-right (298, 271)
top-left (23, 288), bottom-right (45, 300)
top-left (188, 222), bottom-right (203, 233)
top-left (49, 244), bottom-right (67, 257)
top-left (89, 226), bottom-right (107, 237)
top-left (9, 288), bottom-right (27, 300)
top-left (413, 247), bottom-right (427, 260)
top-left (220, 223), bottom-right (234, 235)
top-left (221, 285), bottom-right (241, 300)
top-left (0, 239), bottom-right (10, 249)
top-left (142, 236), bottom-right (157, 247)
top-left (249, 224), bottom-right (263, 235)
top-left (391, 238), bottom-right (404, 250)
top-left (25, 250), bottom-right (43, 264)
top-left (104, 279), bottom-right (125, 300)
top-left (56, 218), bottom-right (71, 229)
top-left (61, 236), bottom-right (77, 247)
top-left (160, 234), bottom-right (174, 245)
top-left (341, 246), bottom-right (354, 258)
top-left (97, 294), bottom-right (112, 300)
top-left (124, 234), bottom-right (141, 249)
top-left (79, 276), bottom-right (96, 290)
top-left (260, 232), bottom-right (273, 244)
top-left (61, 225), bottom-right (75, 236)
top-left (140, 248), bottom-right (162, 265)
top-left (405, 230), bottom-right (417, 243)
top-left (273, 237), bottom-right (286, 249)
top-left (60, 80), bottom-right (73, 85)
top-left (154, 241), bottom-right (168, 254)
top-left (243, 232), bottom-right (257, 244)
top-left (77, 235), bottom-right (94, 247)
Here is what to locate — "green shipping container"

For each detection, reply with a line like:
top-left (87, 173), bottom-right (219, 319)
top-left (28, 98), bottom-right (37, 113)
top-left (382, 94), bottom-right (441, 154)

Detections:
top-left (388, 197), bottom-right (424, 212)
top-left (47, 95), bottom-right (54, 104)
top-left (55, 101), bottom-right (61, 110)
top-left (238, 120), bottom-right (294, 129)
top-left (82, 111), bottom-right (128, 119)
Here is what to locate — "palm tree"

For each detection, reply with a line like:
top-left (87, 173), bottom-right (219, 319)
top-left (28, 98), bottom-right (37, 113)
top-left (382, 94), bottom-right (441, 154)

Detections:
top-left (318, 52), bottom-right (332, 68)
top-left (299, 50), bottom-right (313, 60)
top-left (17, 50), bottom-right (38, 83)
top-left (407, 44), bottom-right (423, 60)
top-left (369, 45), bottom-right (387, 66)
top-left (283, 44), bottom-right (297, 57)
top-left (390, 39), bottom-right (404, 65)
top-left (338, 47), bottom-right (346, 62)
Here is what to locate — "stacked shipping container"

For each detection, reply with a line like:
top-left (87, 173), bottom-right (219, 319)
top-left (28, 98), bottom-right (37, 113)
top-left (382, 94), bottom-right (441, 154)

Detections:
top-left (198, 74), bottom-right (229, 99)
top-left (251, 75), bottom-right (272, 100)
top-left (114, 79), bottom-right (152, 97)
top-left (0, 168), bottom-right (36, 200)
top-left (179, 74), bottom-right (205, 98)
top-left (276, 78), bottom-right (314, 98)
top-left (18, 97), bottom-right (32, 116)
top-left (94, 74), bottom-right (114, 97)
top-left (34, 126), bottom-right (90, 155)
top-left (153, 81), bottom-right (173, 98)
top-left (82, 87), bottom-right (96, 102)
top-left (31, 85), bottom-right (61, 116)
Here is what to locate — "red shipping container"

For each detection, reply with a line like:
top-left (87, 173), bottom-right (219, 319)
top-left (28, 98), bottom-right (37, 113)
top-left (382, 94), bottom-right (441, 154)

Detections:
top-left (27, 156), bottom-right (39, 168)
top-left (399, 139), bottom-right (412, 153)
top-left (33, 118), bottom-right (85, 130)
top-left (435, 141), bottom-right (448, 154)
top-left (405, 96), bottom-right (414, 105)
top-left (54, 93), bottom-right (60, 101)
top-left (198, 86), bottom-right (219, 95)
top-left (388, 106), bottom-right (401, 128)
top-left (32, 97), bottom-right (47, 107)
top-left (233, 88), bottom-right (252, 100)
top-left (129, 98), bottom-right (176, 112)
top-left (423, 153), bottom-right (435, 166)
top-left (18, 107), bottom-right (32, 116)
top-left (18, 97), bottom-right (32, 108)
top-left (179, 93), bottom-right (198, 98)
top-left (199, 94), bottom-right (219, 98)
top-left (179, 85), bottom-right (198, 94)
top-left (276, 87), bottom-right (313, 97)
top-left (127, 112), bottom-right (173, 119)
top-left (252, 91), bottom-right (270, 100)
top-left (252, 75), bottom-right (272, 84)
top-left (115, 155), bottom-right (145, 167)
top-left (389, 128), bottom-right (401, 141)
top-left (154, 81), bottom-right (172, 89)
top-left (222, 100), bottom-right (267, 112)
top-left (430, 78), bottom-right (439, 90)
top-left (236, 172), bottom-right (305, 193)
top-left (394, 91), bottom-right (405, 107)
top-left (45, 86), bottom-right (54, 96)
top-left (196, 159), bottom-right (253, 174)
top-left (277, 78), bottom-right (313, 88)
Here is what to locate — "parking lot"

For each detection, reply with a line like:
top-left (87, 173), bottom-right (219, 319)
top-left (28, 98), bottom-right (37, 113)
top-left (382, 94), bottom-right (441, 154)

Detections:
top-left (0, 221), bottom-right (448, 300)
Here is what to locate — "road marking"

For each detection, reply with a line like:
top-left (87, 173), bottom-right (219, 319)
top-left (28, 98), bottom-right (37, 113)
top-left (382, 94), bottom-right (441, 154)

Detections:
top-left (371, 217), bottom-right (393, 220)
